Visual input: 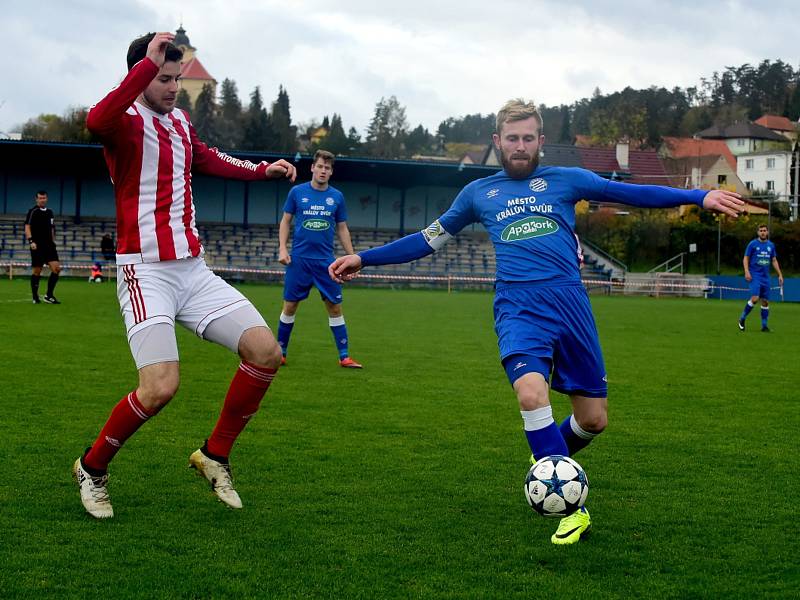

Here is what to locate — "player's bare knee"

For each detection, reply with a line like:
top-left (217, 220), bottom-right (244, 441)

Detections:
top-left (577, 412), bottom-right (607, 434)
top-left (515, 379), bottom-right (550, 411)
top-left (238, 327), bottom-right (281, 369)
top-left (52, 264), bottom-right (62, 274)
top-left (138, 378), bottom-right (178, 411)
top-left (325, 301), bottom-right (343, 317)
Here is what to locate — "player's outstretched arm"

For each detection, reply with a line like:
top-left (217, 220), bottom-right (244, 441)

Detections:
top-left (328, 229), bottom-right (443, 283)
top-left (265, 159), bottom-right (297, 182)
top-left (701, 190), bottom-right (745, 218)
top-left (329, 254), bottom-right (362, 283)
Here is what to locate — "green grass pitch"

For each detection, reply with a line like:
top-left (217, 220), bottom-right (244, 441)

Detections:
top-left (1, 278), bottom-right (798, 598)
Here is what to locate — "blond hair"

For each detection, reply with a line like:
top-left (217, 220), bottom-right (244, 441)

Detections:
top-left (496, 99), bottom-right (543, 135)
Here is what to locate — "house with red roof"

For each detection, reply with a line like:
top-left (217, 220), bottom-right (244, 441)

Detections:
top-left (658, 137), bottom-right (746, 195)
top-left (754, 114), bottom-right (798, 144)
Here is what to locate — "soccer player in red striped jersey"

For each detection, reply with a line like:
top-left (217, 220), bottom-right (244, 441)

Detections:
top-left (73, 32), bottom-right (297, 519)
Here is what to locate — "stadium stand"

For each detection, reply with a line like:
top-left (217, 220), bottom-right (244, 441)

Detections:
top-left (0, 213), bottom-right (499, 278)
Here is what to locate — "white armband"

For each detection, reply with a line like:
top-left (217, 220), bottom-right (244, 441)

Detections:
top-left (421, 220), bottom-right (452, 251)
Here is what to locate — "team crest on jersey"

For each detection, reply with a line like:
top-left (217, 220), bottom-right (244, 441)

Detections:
top-left (529, 178), bottom-right (547, 192)
top-left (326, 197), bottom-right (335, 206)
top-left (422, 220), bottom-right (445, 242)
top-left (501, 216), bottom-right (559, 242)
top-left (486, 188), bottom-right (500, 198)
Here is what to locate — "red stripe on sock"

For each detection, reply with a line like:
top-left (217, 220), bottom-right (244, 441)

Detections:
top-left (206, 362), bottom-right (276, 458)
top-left (84, 391), bottom-right (154, 471)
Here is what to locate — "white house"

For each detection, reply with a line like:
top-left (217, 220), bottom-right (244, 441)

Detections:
top-left (737, 149), bottom-right (793, 203)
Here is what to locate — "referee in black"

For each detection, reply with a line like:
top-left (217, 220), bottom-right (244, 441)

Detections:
top-left (24, 190), bottom-right (62, 304)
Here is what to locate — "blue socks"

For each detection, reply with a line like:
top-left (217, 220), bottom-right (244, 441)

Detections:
top-left (740, 300), bottom-right (754, 322)
top-left (329, 316), bottom-right (349, 359)
top-left (277, 312), bottom-right (294, 356)
top-left (521, 407), bottom-right (568, 458)
top-left (559, 415), bottom-right (597, 456)
top-left (761, 306), bottom-right (769, 329)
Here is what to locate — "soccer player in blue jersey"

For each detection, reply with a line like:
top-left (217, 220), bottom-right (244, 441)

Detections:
top-left (738, 224), bottom-right (783, 332)
top-left (277, 149), bottom-right (362, 368)
top-left (330, 99), bottom-right (744, 545)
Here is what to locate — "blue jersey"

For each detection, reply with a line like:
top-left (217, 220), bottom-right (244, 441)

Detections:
top-left (283, 182), bottom-right (348, 259)
top-left (437, 166), bottom-right (706, 284)
top-left (744, 239), bottom-right (776, 280)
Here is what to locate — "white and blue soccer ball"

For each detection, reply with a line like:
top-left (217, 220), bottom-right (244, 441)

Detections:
top-left (524, 455), bottom-right (589, 518)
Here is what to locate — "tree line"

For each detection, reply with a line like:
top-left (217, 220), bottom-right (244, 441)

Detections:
top-left (17, 59), bottom-right (800, 156)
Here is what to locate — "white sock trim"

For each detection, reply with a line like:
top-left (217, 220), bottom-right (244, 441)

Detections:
top-left (521, 406), bottom-right (555, 432)
top-left (280, 312), bottom-right (295, 324)
top-left (329, 316), bottom-right (345, 327)
top-left (747, 300), bottom-right (754, 307)
top-left (761, 306), bottom-right (769, 311)
top-left (570, 414), bottom-right (597, 440)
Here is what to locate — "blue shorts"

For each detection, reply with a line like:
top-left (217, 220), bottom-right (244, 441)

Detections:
top-left (494, 283), bottom-right (607, 397)
top-left (749, 278), bottom-right (770, 300)
top-left (283, 256), bottom-right (343, 304)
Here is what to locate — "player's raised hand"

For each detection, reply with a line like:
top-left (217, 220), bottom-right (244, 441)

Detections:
top-left (703, 190), bottom-right (745, 218)
top-left (265, 160), bottom-right (297, 182)
top-left (329, 254), bottom-right (362, 283)
top-left (146, 32), bottom-right (175, 67)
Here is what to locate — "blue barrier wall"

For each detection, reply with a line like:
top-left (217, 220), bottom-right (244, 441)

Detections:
top-left (707, 275), bottom-right (799, 302)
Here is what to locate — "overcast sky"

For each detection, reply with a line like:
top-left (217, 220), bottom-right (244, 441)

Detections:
top-left (1, 0), bottom-right (798, 136)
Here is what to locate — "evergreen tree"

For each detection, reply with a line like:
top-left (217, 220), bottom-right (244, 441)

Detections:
top-left (176, 89), bottom-right (192, 113)
top-left (405, 124), bottom-right (434, 157)
top-left (787, 81), bottom-right (800, 121)
top-left (346, 127), bottom-right (362, 154)
top-left (558, 105), bottom-right (571, 143)
top-left (218, 78), bottom-right (243, 149)
top-left (271, 85), bottom-right (297, 153)
top-left (365, 96), bottom-right (408, 158)
top-left (193, 83), bottom-right (220, 146)
top-left (320, 113), bottom-right (349, 155)
top-left (241, 86), bottom-right (274, 151)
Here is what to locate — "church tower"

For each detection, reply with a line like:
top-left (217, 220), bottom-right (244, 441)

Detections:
top-left (174, 25), bottom-right (216, 108)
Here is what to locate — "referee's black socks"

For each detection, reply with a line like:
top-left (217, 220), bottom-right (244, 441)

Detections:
top-left (46, 272), bottom-right (59, 297)
top-left (31, 274), bottom-right (40, 299)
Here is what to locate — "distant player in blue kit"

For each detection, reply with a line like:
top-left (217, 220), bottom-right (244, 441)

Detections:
top-left (738, 224), bottom-right (783, 332)
top-left (329, 99), bottom-right (744, 544)
top-left (278, 149), bottom-right (363, 368)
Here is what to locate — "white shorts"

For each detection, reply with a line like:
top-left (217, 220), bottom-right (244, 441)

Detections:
top-left (118, 257), bottom-right (263, 341)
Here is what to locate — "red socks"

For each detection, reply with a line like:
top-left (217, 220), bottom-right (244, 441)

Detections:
top-left (84, 391), bottom-right (154, 472)
top-left (83, 362), bottom-right (275, 471)
top-left (206, 361), bottom-right (276, 459)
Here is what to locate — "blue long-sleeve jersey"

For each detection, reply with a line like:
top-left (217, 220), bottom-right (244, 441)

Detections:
top-left (360, 166), bottom-right (707, 284)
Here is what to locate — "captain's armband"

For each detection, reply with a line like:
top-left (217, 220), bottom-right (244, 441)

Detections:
top-left (421, 220), bottom-right (452, 251)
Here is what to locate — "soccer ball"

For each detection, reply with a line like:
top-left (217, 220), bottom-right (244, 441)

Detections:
top-left (524, 455), bottom-right (589, 518)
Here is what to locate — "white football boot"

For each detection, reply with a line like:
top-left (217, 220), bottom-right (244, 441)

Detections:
top-left (73, 458), bottom-right (114, 519)
top-left (188, 449), bottom-right (243, 509)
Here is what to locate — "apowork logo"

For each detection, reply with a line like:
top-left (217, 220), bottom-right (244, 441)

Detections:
top-left (302, 219), bottom-right (330, 231)
top-left (501, 216), bottom-right (559, 241)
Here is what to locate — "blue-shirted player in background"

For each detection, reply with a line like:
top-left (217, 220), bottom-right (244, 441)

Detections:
top-left (738, 224), bottom-right (783, 332)
top-left (330, 99), bottom-right (743, 545)
top-left (278, 149), bottom-right (363, 368)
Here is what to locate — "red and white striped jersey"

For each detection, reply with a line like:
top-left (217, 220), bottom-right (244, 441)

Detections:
top-left (87, 58), bottom-right (271, 264)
